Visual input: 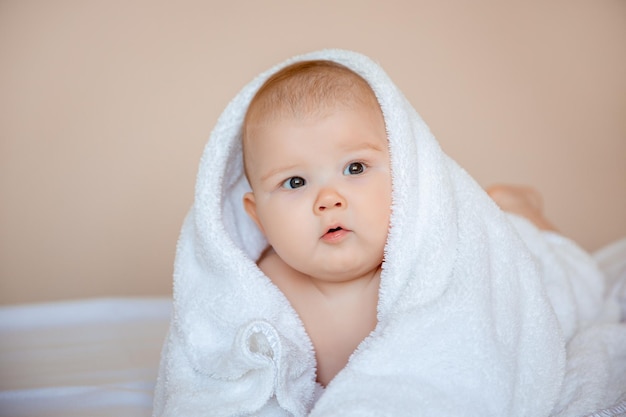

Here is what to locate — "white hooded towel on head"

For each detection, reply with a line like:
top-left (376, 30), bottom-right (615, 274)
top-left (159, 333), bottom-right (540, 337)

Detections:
top-left (153, 49), bottom-right (626, 417)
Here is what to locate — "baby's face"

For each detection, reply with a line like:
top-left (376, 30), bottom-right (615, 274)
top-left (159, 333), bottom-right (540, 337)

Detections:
top-left (243, 102), bottom-right (391, 283)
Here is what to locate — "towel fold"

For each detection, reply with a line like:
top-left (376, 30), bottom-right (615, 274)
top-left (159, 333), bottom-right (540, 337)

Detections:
top-left (153, 49), bottom-right (626, 417)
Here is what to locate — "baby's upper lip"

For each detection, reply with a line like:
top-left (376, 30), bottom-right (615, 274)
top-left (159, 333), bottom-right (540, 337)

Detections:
top-left (321, 223), bottom-right (349, 237)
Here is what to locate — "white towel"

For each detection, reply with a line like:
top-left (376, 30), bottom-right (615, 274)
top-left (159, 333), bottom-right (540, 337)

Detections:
top-left (153, 49), bottom-right (626, 416)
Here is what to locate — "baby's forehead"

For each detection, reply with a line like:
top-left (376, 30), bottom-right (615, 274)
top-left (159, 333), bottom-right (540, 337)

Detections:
top-left (248, 87), bottom-right (379, 127)
top-left (248, 98), bottom-right (380, 128)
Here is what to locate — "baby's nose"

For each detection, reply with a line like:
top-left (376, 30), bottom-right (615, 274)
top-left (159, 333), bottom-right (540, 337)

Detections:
top-left (314, 188), bottom-right (346, 214)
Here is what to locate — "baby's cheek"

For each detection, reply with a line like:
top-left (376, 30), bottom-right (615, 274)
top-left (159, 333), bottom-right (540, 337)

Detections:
top-left (263, 206), bottom-right (306, 243)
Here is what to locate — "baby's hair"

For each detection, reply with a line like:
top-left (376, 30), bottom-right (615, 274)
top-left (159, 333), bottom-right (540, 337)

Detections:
top-left (245, 60), bottom-right (378, 125)
top-left (242, 60), bottom-right (380, 178)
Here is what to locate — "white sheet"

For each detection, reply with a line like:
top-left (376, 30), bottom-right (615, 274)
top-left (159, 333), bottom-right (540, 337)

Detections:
top-left (0, 297), bottom-right (171, 417)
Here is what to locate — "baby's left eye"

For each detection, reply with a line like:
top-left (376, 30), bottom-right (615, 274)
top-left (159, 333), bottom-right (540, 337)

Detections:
top-left (344, 162), bottom-right (366, 176)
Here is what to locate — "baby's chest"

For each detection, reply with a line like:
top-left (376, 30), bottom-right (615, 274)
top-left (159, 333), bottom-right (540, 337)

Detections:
top-left (297, 301), bottom-right (377, 385)
top-left (299, 296), bottom-right (377, 353)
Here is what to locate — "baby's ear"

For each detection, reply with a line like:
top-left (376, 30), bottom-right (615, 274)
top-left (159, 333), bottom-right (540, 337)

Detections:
top-left (243, 192), bottom-right (264, 233)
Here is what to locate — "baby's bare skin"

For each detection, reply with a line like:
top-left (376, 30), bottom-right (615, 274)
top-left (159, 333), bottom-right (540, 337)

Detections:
top-left (258, 248), bottom-right (380, 387)
top-left (486, 184), bottom-right (558, 232)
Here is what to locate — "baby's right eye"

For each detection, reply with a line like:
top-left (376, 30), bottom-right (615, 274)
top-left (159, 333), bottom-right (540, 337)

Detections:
top-left (282, 176), bottom-right (306, 189)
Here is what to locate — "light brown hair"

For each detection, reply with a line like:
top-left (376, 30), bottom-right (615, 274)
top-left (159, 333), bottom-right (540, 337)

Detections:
top-left (245, 60), bottom-right (378, 124)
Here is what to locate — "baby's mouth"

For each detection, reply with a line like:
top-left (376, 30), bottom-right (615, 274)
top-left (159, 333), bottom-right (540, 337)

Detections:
top-left (321, 225), bottom-right (349, 242)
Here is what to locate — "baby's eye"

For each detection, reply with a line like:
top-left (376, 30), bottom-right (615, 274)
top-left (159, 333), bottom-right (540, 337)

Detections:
top-left (282, 176), bottom-right (306, 189)
top-left (344, 162), bottom-right (366, 176)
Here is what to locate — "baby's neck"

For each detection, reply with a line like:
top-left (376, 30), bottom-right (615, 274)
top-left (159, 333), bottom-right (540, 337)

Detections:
top-left (307, 266), bottom-right (381, 300)
top-left (257, 248), bottom-right (381, 387)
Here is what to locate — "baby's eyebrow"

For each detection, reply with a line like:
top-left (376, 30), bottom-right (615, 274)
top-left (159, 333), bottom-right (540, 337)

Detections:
top-left (341, 140), bottom-right (386, 153)
top-left (260, 164), bottom-right (299, 182)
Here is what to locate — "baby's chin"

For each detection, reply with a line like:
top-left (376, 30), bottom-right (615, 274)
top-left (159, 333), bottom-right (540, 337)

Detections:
top-left (297, 260), bottom-right (383, 285)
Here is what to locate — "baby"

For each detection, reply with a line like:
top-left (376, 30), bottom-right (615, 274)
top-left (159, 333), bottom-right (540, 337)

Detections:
top-left (154, 50), bottom-right (625, 417)
top-left (240, 60), bottom-right (554, 387)
top-left (241, 61), bottom-right (390, 386)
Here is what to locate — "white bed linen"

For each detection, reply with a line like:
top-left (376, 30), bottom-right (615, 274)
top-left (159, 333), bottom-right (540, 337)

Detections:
top-left (0, 297), bottom-right (171, 417)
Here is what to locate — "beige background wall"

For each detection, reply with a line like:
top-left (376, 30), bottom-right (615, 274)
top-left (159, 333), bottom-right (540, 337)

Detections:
top-left (1, 1), bottom-right (625, 305)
